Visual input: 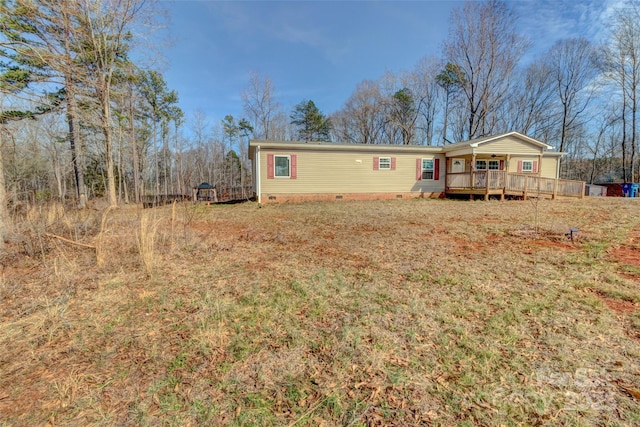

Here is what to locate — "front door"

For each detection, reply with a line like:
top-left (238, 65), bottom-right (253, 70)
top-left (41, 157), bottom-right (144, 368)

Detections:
top-left (451, 158), bottom-right (465, 173)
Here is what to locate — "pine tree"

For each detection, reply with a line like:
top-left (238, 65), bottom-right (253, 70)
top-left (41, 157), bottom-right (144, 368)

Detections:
top-left (290, 100), bottom-right (332, 142)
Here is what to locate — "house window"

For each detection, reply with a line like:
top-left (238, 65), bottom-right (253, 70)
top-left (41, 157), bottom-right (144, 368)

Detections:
top-left (488, 160), bottom-right (500, 170)
top-left (274, 155), bottom-right (290, 177)
top-left (422, 159), bottom-right (434, 180)
top-left (267, 153), bottom-right (297, 179)
top-left (379, 157), bottom-right (391, 170)
top-left (417, 157), bottom-right (439, 180)
top-left (476, 160), bottom-right (487, 170)
top-left (522, 160), bottom-right (533, 172)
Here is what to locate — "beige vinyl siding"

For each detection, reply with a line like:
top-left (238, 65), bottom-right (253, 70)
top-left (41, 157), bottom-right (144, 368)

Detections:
top-left (476, 136), bottom-right (543, 155)
top-left (508, 156), bottom-right (534, 174)
top-left (508, 155), bottom-right (562, 178)
top-left (260, 149), bottom-right (445, 194)
top-left (540, 156), bottom-right (559, 179)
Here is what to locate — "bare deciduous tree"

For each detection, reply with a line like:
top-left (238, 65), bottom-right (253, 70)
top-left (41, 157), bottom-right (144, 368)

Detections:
top-left (547, 37), bottom-right (599, 176)
top-left (411, 57), bottom-right (442, 145)
top-left (242, 71), bottom-right (282, 140)
top-left (443, 0), bottom-right (529, 139)
top-left (602, 4), bottom-right (640, 181)
top-left (332, 79), bottom-right (385, 144)
top-left (506, 59), bottom-right (557, 137)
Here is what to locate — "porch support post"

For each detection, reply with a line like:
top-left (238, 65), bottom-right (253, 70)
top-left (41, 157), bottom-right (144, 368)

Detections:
top-left (485, 173), bottom-right (490, 200)
top-left (503, 154), bottom-right (510, 201)
top-left (552, 178), bottom-right (558, 200)
top-left (538, 154), bottom-right (542, 177)
top-left (471, 154), bottom-right (476, 190)
top-left (445, 157), bottom-right (449, 192)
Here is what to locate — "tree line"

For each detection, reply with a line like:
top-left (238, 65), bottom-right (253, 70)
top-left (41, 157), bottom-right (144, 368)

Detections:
top-left (243, 1), bottom-right (640, 185)
top-left (1, 0), bottom-right (640, 248)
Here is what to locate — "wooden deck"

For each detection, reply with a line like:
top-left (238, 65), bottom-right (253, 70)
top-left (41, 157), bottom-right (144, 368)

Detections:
top-left (446, 171), bottom-right (585, 200)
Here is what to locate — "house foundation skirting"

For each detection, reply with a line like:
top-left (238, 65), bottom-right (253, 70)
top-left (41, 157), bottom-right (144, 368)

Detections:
top-left (260, 192), bottom-right (442, 204)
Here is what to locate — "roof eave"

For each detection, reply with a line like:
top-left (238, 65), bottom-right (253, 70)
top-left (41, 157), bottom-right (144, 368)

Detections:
top-left (249, 140), bottom-right (444, 153)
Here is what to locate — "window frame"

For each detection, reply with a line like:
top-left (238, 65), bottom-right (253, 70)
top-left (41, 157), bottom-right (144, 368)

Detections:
top-left (378, 157), bottom-right (392, 170)
top-left (421, 158), bottom-right (435, 180)
top-left (475, 160), bottom-right (487, 170)
top-left (488, 160), bottom-right (500, 170)
top-left (274, 154), bottom-right (291, 178)
top-left (521, 160), bottom-right (534, 173)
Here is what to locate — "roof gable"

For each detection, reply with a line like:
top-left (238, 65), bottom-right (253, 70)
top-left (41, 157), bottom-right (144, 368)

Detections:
top-left (441, 132), bottom-right (553, 152)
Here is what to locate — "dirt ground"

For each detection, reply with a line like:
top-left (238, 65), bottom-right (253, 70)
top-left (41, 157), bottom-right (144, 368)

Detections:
top-left (1, 197), bottom-right (640, 426)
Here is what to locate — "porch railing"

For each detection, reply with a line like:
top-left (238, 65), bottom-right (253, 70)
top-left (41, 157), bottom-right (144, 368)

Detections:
top-left (448, 171), bottom-right (507, 189)
top-left (446, 171), bottom-right (584, 198)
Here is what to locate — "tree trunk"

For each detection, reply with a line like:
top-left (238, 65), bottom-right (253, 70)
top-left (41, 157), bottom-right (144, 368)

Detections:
top-left (117, 124), bottom-right (129, 203)
top-left (443, 92), bottom-right (450, 144)
top-left (153, 118), bottom-right (159, 204)
top-left (62, 6), bottom-right (87, 209)
top-left (176, 123), bottom-right (184, 195)
top-left (0, 130), bottom-right (8, 252)
top-left (104, 122), bottom-right (117, 207)
top-left (559, 105), bottom-right (568, 178)
top-left (631, 71), bottom-right (637, 182)
top-left (66, 76), bottom-right (87, 209)
top-left (622, 71), bottom-right (628, 183)
top-left (101, 81), bottom-right (117, 207)
top-left (163, 133), bottom-right (169, 195)
top-left (128, 92), bottom-right (141, 203)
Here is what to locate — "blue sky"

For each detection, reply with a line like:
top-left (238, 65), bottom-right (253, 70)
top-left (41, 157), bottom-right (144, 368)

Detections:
top-left (158, 0), bottom-right (626, 131)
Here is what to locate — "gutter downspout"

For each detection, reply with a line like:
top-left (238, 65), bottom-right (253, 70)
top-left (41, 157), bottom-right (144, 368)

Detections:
top-left (256, 145), bottom-right (261, 206)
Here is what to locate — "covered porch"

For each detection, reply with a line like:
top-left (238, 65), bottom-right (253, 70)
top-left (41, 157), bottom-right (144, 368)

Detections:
top-left (446, 170), bottom-right (585, 200)
top-left (440, 133), bottom-right (584, 200)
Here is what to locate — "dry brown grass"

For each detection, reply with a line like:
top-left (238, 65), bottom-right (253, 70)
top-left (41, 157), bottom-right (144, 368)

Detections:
top-left (1, 197), bottom-right (640, 426)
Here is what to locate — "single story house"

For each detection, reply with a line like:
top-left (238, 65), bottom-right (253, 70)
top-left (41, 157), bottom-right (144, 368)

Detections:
top-left (248, 132), bottom-right (585, 203)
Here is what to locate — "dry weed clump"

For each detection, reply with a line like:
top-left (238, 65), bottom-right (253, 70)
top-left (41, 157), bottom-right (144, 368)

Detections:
top-left (1, 198), bottom-right (640, 425)
top-left (136, 210), bottom-right (161, 276)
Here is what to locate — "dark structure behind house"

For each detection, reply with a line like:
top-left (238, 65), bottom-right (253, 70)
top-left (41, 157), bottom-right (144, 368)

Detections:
top-left (192, 182), bottom-right (218, 203)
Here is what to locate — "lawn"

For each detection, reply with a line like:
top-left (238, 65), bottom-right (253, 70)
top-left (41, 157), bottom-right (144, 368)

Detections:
top-left (1, 197), bottom-right (639, 426)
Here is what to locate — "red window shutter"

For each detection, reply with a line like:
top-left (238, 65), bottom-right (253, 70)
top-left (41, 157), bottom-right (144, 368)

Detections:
top-left (533, 161), bottom-right (538, 173)
top-left (373, 157), bottom-right (379, 170)
top-left (267, 154), bottom-right (274, 179)
top-left (290, 154), bottom-right (297, 179)
top-left (517, 160), bottom-right (523, 173)
top-left (434, 158), bottom-right (440, 180)
top-left (416, 159), bottom-right (422, 180)
top-left (391, 157), bottom-right (396, 170)
top-left (499, 160), bottom-right (504, 170)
